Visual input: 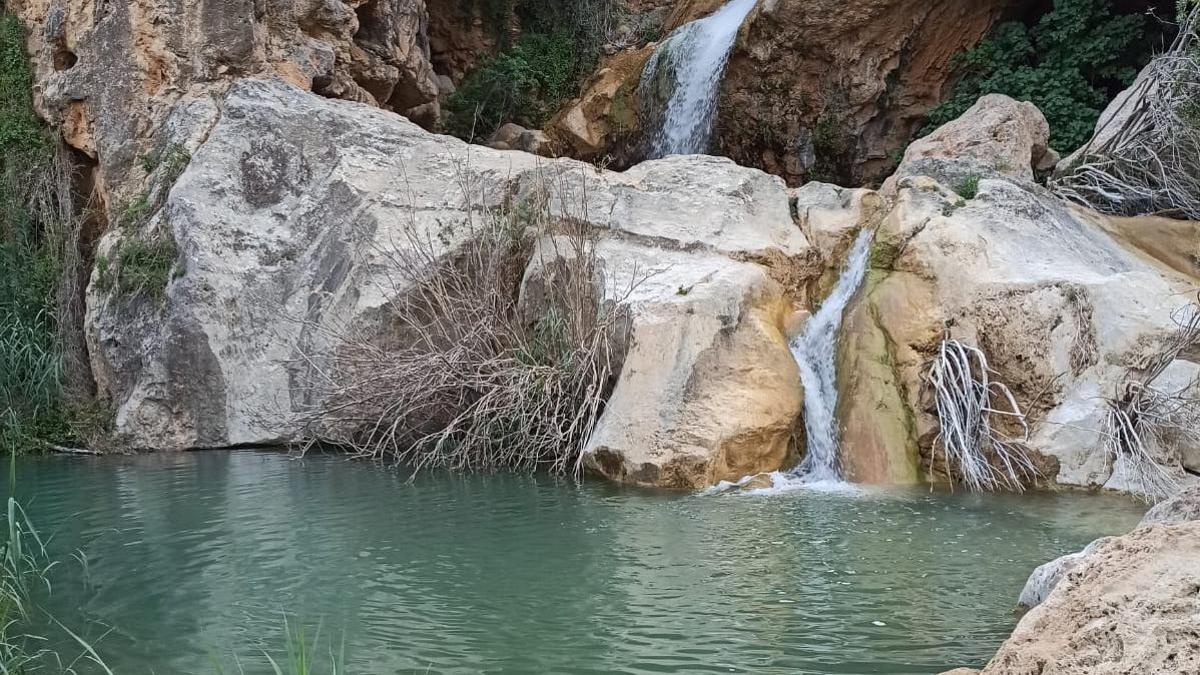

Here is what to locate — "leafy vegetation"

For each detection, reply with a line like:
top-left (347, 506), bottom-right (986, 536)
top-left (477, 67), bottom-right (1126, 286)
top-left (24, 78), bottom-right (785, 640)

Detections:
top-left (0, 13), bottom-right (72, 454)
top-left (445, 31), bottom-right (579, 139)
top-left (924, 0), bottom-right (1150, 154)
top-left (95, 232), bottom-right (180, 300)
top-left (445, 0), bottom-right (618, 141)
top-left (955, 174), bottom-right (981, 200)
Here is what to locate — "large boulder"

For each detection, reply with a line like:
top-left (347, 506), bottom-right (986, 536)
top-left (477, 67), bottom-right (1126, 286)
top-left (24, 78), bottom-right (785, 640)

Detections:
top-left (86, 77), bottom-right (814, 488)
top-left (836, 94), bottom-right (1200, 495)
top-left (523, 156), bottom-right (812, 487)
top-left (979, 523), bottom-right (1200, 674)
top-left (1018, 482), bottom-right (1200, 612)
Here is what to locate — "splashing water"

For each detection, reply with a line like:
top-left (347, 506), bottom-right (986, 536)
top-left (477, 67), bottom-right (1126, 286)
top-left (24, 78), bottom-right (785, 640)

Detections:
top-left (640, 0), bottom-right (757, 157)
top-left (789, 228), bottom-right (875, 483)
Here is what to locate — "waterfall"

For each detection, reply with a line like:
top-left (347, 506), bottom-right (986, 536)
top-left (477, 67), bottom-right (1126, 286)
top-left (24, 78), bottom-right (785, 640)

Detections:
top-left (640, 0), bottom-right (757, 158)
top-left (788, 229), bottom-right (875, 483)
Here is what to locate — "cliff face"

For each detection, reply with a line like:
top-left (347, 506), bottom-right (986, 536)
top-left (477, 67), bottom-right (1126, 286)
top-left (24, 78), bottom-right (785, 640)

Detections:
top-left (10, 0), bottom-right (1027, 200)
top-left (9, 0), bottom-right (443, 207)
top-left (548, 0), bottom-right (1019, 182)
top-left (715, 0), bottom-right (1016, 186)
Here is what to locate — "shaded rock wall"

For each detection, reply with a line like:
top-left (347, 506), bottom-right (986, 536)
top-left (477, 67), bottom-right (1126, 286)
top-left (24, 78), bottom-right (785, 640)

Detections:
top-left (715, 0), bottom-right (1017, 186)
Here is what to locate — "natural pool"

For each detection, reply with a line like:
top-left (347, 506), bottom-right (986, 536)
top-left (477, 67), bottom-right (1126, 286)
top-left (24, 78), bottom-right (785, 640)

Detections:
top-left (13, 451), bottom-right (1144, 674)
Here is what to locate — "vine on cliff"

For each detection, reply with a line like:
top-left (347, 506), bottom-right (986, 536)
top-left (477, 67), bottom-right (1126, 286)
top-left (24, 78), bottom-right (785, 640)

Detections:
top-left (925, 0), bottom-right (1150, 154)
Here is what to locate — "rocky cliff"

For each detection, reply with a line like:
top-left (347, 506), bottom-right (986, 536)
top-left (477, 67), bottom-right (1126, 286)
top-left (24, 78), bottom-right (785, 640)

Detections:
top-left (86, 77), bottom-right (815, 488)
top-left (822, 94), bottom-right (1200, 494)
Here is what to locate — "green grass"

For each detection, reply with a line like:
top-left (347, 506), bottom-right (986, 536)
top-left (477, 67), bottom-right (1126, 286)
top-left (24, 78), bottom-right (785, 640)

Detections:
top-left (0, 12), bottom-right (70, 456)
top-left (955, 175), bottom-right (981, 200)
top-left (212, 616), bottom-right (346, 675)
top-left (95, 231), bottom-right (180, 301)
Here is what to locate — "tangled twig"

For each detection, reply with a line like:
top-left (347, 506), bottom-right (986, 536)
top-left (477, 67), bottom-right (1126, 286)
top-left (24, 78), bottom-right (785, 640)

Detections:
top-left (926, 339), bottom-right (1040, 492)
top-left (279, 164), bottom-right (637, 478)
top-left (1051, 6), bottom-right (1200, 220)
top-left (1103, 294), bottom-right (1200, 501)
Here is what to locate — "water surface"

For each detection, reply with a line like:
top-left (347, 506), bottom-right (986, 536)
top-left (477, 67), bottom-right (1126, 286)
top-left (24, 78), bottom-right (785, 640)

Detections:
top-left (13, 451), bottom-right (1143, 674)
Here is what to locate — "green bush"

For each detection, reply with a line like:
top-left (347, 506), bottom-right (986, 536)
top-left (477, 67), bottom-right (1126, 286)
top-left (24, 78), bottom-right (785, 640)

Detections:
top-left (445, 30), bottom-right (579, 139)
top-left (955, 175), bottom-right (981, 200)
top-left (95, 232), bottom-right (180, 301)
top-left (445, 0), bottom-right (617, 141)
top-left (924, 0), bottom-right (1148, 154)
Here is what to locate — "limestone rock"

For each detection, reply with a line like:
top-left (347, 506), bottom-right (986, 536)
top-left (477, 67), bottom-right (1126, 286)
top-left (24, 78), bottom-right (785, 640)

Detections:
top-left (524, 155), bottom-right (811, 488)
top-left (546, 46), bottom-right (653, 163)
top-left (836, 94), bottom-right (1200, 495)
top-left (980, 524), bottom-right (1200, 675)
top-left (1016, 537), bottom-right (1112, 609)
top-left (1141, 485), bottom-right (1200, 526)
top-left (12, 0), bottom-right (441, 202)
top-left (889, 94), bottom-right (1054, 185)
top-left (489, 122), bottom-right (553, 156)
top-left (790, 182), bottom-right (885, 264)
top-left (87, 78), bottom-right (812, 488)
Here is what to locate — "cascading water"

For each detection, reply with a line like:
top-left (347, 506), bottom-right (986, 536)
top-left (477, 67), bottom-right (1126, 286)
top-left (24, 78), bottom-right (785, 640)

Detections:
top-left (639, 0), bottom-right (758, 157)
top-left (788, 228), bottom-right (875, 483)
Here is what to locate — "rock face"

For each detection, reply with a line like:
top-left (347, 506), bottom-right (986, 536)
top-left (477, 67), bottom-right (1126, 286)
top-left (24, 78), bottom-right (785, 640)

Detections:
top-left (546, 46), bottom-right (654, 164)
top-left (1016, 537), bottom-right (1112, 610)
top-left (87, 77), bottom-right (813, 487)
top-left (1019, 485), bottom-right (1200, 611)
top-left (834, 94), bottom-right (1200, 494)
top-left (1140, 484), bottom-right (1200, 527)
top-left (10, 0), bottom-right (441, 204)
top-left (714, 0), bottom-right (1018, 185)
top-left (980, 523), bottom-right (1200, 675)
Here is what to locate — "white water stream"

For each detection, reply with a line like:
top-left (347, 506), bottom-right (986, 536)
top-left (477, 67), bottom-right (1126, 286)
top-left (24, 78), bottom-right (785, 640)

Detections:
top-left (640, 0), bottom-right (758, 157)
top-left (788, 228), bottom-right (875, 483)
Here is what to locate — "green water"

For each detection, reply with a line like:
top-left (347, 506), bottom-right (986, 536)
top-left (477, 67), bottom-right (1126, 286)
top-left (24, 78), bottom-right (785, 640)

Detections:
top-left (12, 451), bottom-right (1144, 674)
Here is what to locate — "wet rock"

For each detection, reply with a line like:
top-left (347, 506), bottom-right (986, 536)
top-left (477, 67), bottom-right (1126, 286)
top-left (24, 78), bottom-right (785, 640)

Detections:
top-left (1017, 537), bottom-right (1112, 609)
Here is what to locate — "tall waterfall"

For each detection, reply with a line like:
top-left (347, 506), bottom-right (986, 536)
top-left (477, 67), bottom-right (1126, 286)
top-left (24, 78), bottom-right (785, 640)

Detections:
top-left (640, 0), bottom-right (757, 157)
top-left (788, 229), bottom-right (875, 483)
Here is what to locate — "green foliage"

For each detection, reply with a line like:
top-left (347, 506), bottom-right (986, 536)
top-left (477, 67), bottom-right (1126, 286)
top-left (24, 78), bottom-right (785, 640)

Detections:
top-left (0, 13), bottom-right (67, 455)
top-left (261, 617), bottom-right (345, 675)
top-left (810, 90), bottom-right (857, 184)
top-left (445, 31), bottom-right (579, 140)
top-left (95, 231), bottom-right (180, 301)
top-left (924, 0), bottom-right (1148, 153)
top-left (955, 175), bottom-right (981, 200)
top-left (446, 0), bottom-right (618, 140)
top-left (0, 16), bottom-right (48, 164)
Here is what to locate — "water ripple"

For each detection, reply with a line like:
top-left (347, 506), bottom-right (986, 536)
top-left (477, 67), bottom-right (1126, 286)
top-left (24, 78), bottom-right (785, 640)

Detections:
top-left (7, 451), bottom-right (1145, 674)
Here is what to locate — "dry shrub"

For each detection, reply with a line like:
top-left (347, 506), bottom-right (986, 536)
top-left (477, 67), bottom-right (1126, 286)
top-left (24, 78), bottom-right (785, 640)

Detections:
top-left (1052, 6), bottom-right (1200, 220)
top-left (289, 167), bottom-right (632, 477)
top-left (1104, 294), bottom-right (1200, 501)
top-left (925, 339), bottom-right (1040, 492)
